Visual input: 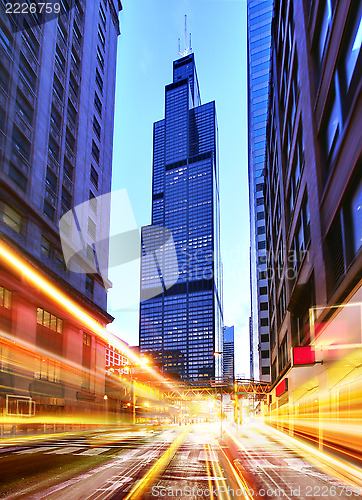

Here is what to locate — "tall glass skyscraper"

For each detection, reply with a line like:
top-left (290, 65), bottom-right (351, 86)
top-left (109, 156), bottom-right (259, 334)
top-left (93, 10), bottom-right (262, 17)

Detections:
top-left (247, 0), bottom-right (273, 382)
top-left (139, 53), bottom-right (223, 382)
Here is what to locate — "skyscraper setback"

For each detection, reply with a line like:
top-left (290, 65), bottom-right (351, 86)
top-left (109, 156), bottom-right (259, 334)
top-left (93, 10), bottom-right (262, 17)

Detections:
top-left (139, 53), bottom-right (223, 382)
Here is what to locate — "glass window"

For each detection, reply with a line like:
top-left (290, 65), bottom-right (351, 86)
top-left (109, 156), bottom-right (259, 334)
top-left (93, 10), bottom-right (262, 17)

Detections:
top-left (57, 20), bottom-right (67, 43)
top-left (89, 191), bottom-right (97, 213)
top-left (16, 90), bottom-right (33, 125)
top-left (12, 126), bottom-right (31, 161)
top-left (19, 54), bottom-right (37, 90)
top-left (71, 47), bottom-right (80, 70)
top-left (54, 250), bottom-right (66, 270)
top-left (41, 236), bottom-right (51, 258)
top-left (92, 140), bottom-right (100, 162)
top-left (318, 0), bottom-right (332, 62)
top-left (325, 74), bottom-right (342, 159)
top-left (2, 203), bottom-right (22, 233)
top-left (94, 92), bottom-right (102, 115)
top-left (351, 178), bottom-right (362, 255)
top-left (61, 187), bottom-right (72, 210)
top-left (67, 99), bottom-right (77, 124)
top-left (55, 45), bottom-right (66, 71)
top-left (0, 64), bottom-right (10, 92)
top-left (88, 217), bottom-right (96, 238)
top-left (53, 74), bottom-right (63, 100)
top-left (0, 20), bottom-right (12, 53)
top-left (345, 5), bottom-right (362, 88)
top-left (51, 106), bottom-right (61, 130)
top-left (0, 286), bottom-right (11, 309)
top-left (93, 116), bottom-right (101, 138)
top-left (63, 158), bottom-right (73, 181)
top-left (43, 200), bottom-right (55, 220)
top-left (97, 47), bottom-right (104, 71)
top-left (86, 274), bottom-right (94, 294)
top-left (69, 73), bottom-right (79, 97)
top-left (73, 24), bottom-right (82, 45)
top-left (99, 4), bottom-right (106, 27)
top-left (95, 68), bottom-right (103, 92)
top-left (9, 163), bottom-right (27, 191)
top-left (90, 166), bottom-right (98, 188)
top-left (65, 128), bottom-right (75, 151)
top-left (98, 25), bottom-right (105, 47)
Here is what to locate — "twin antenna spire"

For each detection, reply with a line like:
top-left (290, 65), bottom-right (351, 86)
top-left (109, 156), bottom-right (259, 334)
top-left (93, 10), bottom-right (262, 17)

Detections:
top-left (178, 15), bottom-right (192, 57)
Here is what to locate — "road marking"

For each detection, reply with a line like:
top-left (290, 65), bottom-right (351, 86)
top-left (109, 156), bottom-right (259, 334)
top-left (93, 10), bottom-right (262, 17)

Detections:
top-left (76, 447), bottom-right (110, 456)
top-left (180, 450), bottom-right (191, 460)
top-left (198, 450), bottom-right (218, 461)
top-left (137, 450), bottom-right (158, 459)
top-left (45, 446), bottom-right (86, 454)
top-left (16, 446), bottom-right (60, 454)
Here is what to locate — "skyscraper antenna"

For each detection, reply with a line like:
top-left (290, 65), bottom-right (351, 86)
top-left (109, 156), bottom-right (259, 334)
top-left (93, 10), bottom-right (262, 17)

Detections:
top-left (178, 15), bottom-right (192, 57)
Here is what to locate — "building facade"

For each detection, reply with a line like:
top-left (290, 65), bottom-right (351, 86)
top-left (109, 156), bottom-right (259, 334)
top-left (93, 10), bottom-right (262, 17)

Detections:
top-left (0, 0), bottom-right (121, 309)
top-left (247, 0), bottom-right (274, 382)
top-left (223, 326), bottom-right (234, 382)
top-left (265, 0), bottom-right (361, 385)
top-left (139, 53), bottom-right (223, 382)
top-left (0, 0), bottom-right (122, 420)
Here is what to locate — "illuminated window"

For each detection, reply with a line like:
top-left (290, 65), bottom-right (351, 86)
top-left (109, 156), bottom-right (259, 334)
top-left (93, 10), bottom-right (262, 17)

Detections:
top-left (37, 308), bottom-right (63, 333)
top-left (83, 332), bottom-right (92, 346)
top-left (0, 286), bottom-right (12, 309)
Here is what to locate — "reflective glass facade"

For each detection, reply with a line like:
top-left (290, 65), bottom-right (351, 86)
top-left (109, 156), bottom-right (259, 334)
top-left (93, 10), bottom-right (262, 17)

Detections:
top-left (247, 0), bottom-right (273, 382)
top-left (139, 54), bottom-right (223, 382)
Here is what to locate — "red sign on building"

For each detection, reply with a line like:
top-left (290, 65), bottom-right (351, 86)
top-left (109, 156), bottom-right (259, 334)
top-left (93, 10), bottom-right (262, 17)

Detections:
top-left (292, 346), bottom-right (315, 366)
top-left (275, 378), bottom-right (288, 397)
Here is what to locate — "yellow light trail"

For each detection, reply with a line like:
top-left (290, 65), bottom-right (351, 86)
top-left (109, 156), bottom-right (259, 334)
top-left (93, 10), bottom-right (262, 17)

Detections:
top-left (123, 427), bottom-right (189, 500)
top-left (206, 442), bottom-right (232, 500)
top-left (204, 443), bottom-right (215, 500)
top-left (216, 440), bottom-right (254, 500)
top-left (0, 239), bottom-right (183, 395)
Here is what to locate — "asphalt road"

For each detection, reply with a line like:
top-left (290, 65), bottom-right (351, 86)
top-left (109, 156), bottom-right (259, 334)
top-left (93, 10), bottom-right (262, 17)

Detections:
top-left (1, 423), bottom-right (362, 499)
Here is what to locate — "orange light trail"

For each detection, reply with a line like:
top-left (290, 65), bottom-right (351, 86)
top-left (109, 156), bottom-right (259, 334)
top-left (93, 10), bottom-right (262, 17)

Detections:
top-left (0, 239), bottom-right (183, 395)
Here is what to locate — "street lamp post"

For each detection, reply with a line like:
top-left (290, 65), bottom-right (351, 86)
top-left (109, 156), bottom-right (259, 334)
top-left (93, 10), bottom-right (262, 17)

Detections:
top-left (132, 375), bottom-right (136, 425)
top-left (103, 395), bottom-right (108, 426)
top-left (214, 351), bottom-right (223, 439)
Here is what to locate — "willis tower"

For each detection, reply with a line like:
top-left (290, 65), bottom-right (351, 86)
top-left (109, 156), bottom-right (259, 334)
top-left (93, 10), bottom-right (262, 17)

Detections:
top-left (139, 48), bottom-right (223, 382)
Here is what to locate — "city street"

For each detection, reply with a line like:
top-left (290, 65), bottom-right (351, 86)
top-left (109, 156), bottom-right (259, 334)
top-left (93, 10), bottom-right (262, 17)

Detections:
top-left (1, 423), bottom-right (361, 499)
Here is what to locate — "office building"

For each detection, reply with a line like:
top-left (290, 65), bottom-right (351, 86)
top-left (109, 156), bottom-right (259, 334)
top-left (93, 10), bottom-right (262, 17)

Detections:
top-left (247, 0), bottom-right (274, 382)
top-left (139, 52), bottom-right (223, 382)
top-left (223, 326), bottom-right (234, 382)
top-left (0, 0), bottom-right (121, 309)
top-left (265, 0), bottom-right (361, 385)
top-left (0, 1), bottom-right (122, 416)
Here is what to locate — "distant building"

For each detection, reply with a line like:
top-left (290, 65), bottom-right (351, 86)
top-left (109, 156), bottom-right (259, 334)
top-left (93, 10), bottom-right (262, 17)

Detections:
top-left (223, 326), bottom-right (234, 382)
top-left (139, 52), bottom-right (223, 382)
top-left (247, 0), bottom-right (274, 382)
top-left (265, 0), bottom-right (361, 384)
top-left (0, 1), bottom-right (122, 417)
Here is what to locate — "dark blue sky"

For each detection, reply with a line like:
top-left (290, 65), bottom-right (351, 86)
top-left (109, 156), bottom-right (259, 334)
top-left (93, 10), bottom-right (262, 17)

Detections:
top-left (108, 0), bottom-right (250, 376)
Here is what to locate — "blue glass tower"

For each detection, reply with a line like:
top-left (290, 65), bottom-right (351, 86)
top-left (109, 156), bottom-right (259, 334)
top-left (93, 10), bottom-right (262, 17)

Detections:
top-left (139, 53), bottom-right (223, 382)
